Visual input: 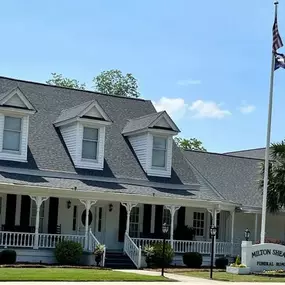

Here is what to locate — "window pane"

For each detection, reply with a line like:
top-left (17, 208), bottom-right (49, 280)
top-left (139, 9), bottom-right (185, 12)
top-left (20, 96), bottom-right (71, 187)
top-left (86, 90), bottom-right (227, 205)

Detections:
top-left (82, 141), bottom-right (97, 159)
top-left (152, 149), bottom-right (166, 167)
top-left (83, 128), bottom-right (98, 141)
top-left (153, 137), bottom-right (166, 149)
top-left (3, 131), bottom-right (20, 151)
top-left (4, 117), bottom-right (21, 131)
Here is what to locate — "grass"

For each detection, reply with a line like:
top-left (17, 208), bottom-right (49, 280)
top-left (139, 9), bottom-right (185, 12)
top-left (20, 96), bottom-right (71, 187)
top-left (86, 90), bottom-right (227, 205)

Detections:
top-left (0, 268), bottom-right (166, 281)
top-left (183, 270), bottom-right (285, 282)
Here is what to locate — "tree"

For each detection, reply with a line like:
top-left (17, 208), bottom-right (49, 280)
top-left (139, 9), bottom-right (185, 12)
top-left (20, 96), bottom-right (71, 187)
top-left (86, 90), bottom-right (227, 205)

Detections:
top-left (46, 73), bottom-right (86, 90)
top-left (174, 137), bottom-right (206, 151)
top-left (259, 141), bottom-right (285, 213)
top-left (93, 69), bottom-right (140, 98)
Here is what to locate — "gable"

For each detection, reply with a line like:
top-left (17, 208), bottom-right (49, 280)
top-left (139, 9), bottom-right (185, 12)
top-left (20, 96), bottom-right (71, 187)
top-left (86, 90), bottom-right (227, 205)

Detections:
top-left (153, 117), bottom-right (172, 129)
top-left (4, 93), bottom-right (27, 108)
top-left (84, 106), bottom-right (104, 119)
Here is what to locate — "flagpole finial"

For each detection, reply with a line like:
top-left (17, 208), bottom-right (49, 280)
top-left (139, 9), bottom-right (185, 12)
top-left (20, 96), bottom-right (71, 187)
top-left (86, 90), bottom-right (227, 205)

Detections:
top-left (274, 1), bottom-right (279, 5)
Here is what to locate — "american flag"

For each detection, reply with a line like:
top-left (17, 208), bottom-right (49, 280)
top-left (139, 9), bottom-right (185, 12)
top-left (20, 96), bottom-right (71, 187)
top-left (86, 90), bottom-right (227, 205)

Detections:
top-left (273, 14), bottom-right (283, 51)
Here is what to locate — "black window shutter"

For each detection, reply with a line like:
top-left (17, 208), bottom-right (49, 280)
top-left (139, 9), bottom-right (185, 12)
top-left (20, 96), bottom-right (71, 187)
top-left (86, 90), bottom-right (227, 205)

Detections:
top-left (5, 194), bottom-right (17, 228)
top-left (20, 195), bottom-right (31, 228)
top-left (154, 205), bottom-right (163, 237)
top-left (118, 204), bottom-right (127, 242)
top-left (177, 207), bottom-right (186, 227)
top-left (143, 204), bottom-right (152, 236)
top-left (48, 197), bottom-right (59, 234)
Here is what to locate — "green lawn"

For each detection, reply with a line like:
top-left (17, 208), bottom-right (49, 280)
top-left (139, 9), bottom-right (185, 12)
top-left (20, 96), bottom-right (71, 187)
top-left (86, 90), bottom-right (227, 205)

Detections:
top-left (0, 268), bottom-right (166, 281)
top-left (184, 271), bottom-right (285, 282)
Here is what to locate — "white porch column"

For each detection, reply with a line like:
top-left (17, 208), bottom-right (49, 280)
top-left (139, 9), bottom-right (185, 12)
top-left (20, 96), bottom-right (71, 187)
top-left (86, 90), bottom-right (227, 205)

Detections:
top-left (121, 202), bottom-right (138, 235)
top-left (230, 210), bottom-right (235, 256)
top-left (165, 205), bottom-right (180, 248)
top-left (254, 213), bottom-right (259, 242)
top-left (80, 199), bottom-right (97, 250)
top-left (30, 196), bottom-right (49, 249)
top-left (208, 207), bottom-right (220, 262)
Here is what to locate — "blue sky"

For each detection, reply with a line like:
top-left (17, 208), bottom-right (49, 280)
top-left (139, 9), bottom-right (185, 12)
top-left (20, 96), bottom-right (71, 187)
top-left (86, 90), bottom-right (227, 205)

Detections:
top-left (0, 0), bottom-right (284, 152)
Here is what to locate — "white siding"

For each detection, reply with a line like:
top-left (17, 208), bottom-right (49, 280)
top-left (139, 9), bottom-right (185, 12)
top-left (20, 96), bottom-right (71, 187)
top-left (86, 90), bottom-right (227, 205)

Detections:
top-left (128, 134), bottom-right (148, 171)
top-left (60, 123), bottom-right (78, 164)
top-left (147, 134), bottom-right (172, 177)
top-left (4, 95), bottom-right (27, 108)
top-left (0, 114), bottom-right (29, 162)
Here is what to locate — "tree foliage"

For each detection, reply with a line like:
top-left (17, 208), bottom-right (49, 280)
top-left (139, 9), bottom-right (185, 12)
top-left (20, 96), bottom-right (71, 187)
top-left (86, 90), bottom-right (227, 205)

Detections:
top-left (174, 137), bottom-right (206, 151)
top-left (260, 141), bottom-right (285, 213)
top-left (46, 73), bottom-right (86, 90)
top-left (93, 69), bottom-right (140, 97)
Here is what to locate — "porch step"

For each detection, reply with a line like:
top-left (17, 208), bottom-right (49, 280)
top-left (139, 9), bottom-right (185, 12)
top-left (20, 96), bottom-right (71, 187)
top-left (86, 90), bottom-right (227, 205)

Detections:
top-left (104, 251), bottom-right (136, 269)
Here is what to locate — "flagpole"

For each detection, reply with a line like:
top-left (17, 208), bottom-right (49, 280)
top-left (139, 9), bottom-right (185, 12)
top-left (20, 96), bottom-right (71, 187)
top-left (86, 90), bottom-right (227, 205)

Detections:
top-left (260, 1), bottom-right (278, 244)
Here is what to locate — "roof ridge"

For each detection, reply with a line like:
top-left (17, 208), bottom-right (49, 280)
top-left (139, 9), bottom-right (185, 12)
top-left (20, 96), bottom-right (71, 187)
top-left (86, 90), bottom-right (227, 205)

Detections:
top-left (0, 75), bottom-right (149, 102)
top-left (224, 147), bottom-right (265, 154)
top-left (184, 149), bottom-right (264, 161)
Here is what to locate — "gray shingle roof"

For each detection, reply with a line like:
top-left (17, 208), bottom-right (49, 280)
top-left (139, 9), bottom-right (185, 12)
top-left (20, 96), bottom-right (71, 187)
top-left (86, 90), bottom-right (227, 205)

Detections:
top-left (0, 171), bottom-right (218, 202)
top-left (224, 148), bottom-right (266, 160)
top-left (122, 112), bottom-right (164, 134)
top-left (54, 100), bottom-right (95, 124)
top-left (183, 150), bottom-right (263, 207)
top-left (0, 77), bottom-right (197, 189)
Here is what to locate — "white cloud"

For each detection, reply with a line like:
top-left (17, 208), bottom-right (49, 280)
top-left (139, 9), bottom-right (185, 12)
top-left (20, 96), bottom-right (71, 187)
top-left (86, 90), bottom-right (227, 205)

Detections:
top-left (189, 100), bottom-right (231, 119)
top-left (238, 102), bottom-right (256, 114)
top-left (177, 79), bottom-right (201, 86)
top-left (152, 97), bottom-right (188, 120)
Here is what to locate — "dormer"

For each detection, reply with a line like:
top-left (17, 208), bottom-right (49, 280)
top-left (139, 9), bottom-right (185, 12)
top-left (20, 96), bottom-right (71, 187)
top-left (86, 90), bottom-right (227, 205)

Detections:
top-left (0, 87), bottom-right (36, 162)
top-left (122, 111), bottom-right (180, 177)
top-left (54, 100), bottom-right (112, 170)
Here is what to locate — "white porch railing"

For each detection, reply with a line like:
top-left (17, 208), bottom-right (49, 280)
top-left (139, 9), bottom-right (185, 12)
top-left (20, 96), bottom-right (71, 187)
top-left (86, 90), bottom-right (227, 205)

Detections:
top-left (124, 233), bottom-right (142, 269)
top-left (38, 233), bottom-right (85, 249)
top-left (132, 238), bottom-right (240, 256)
top-left (89, 229), bottom-right (106, 267)
top-left (0, 232), bottom-right (34, 248)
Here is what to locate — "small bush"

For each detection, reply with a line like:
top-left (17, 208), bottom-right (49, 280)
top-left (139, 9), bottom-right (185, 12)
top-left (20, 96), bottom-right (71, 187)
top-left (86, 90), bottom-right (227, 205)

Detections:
top-left (0, 250), bottom-right (16, 264)
top-left (151, 242), bottom-right (174, 267)
top-left (215, 257), bottom-right (228, 269)
top-left (55, 240), bottom-right (83, 265)
top-left (235, 255), bottom-right (241, 265)
top-left (183, 252), bottom-right (202, 268)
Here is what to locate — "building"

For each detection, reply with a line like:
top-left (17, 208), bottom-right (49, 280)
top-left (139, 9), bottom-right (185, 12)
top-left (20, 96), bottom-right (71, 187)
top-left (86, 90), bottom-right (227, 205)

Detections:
top-left (0, 76), bottom-right (281, 267)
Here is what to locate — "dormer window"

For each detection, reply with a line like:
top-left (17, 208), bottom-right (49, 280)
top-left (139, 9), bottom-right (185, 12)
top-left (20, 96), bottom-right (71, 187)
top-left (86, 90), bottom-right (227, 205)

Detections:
top-left (152, 137), bottom-right (167, 168)
top-left (3, 116), bottom-right (22, 152)
top-left (82, 127), bottom-right (98, 160)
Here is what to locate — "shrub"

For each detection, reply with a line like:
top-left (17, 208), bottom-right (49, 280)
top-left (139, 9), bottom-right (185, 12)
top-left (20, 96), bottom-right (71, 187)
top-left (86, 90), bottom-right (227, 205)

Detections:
top-left (215, 257), bottom-right (228, 269)
top-left (235, 255), bottom-right (241, 265)
top-left (183, 252), bottom-right (202, 268)
top-left (152, 242), bottom-right (174, 267)
top-left (0, 250), bottom-right (16, 264)
top-left (174, 225), bottom-right (195, 241)
top-left (55, 240), bottom-right (83, 265)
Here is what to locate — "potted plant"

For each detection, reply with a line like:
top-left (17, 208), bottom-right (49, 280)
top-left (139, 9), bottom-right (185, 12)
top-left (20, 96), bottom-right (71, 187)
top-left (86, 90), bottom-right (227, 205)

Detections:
top-left (94, 244), bottom-right (105, 267)
top-left (143, 245), bottom-right (154, 268)
top-left (226, 256), bottom-right (250, 275)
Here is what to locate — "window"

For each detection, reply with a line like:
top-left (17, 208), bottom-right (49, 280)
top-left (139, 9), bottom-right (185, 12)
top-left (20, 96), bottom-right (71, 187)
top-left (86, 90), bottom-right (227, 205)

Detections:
top-left (82, 127), bottom-right (98, 160)
top-left (162, 207), bottom-right (171, 227)
top-left (152, 137), bottom-right (167, 167)
top-left (3, 116), bottom-right (21, 152)
top-left (81, 210), bottom-right (93, 226)
top-left (72, 206), bottom-right (77, 231)
top-left (31, 201), bottom-right (45, 232)
top-left (129, 207), bottom-right (140, 238)
top-left (193, 212), bottom-right (205, 236)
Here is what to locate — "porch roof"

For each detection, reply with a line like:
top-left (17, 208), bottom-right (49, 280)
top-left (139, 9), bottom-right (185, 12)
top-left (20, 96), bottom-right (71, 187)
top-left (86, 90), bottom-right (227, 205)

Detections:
top-left (0, 170), bottom-right (224, 205)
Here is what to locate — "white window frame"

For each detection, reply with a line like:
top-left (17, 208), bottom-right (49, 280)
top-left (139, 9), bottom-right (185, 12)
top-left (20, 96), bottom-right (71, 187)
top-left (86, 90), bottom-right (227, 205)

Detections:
top-left (193, 211), bottom-right (205, 237)
top-left (151, 136), bottom-right (167, 168)
top-left (129, 206), bottom-right (140, 238)
top-left (81, 126), bottom-right (99, 161)
top-left (3, 116), bottom-right (22, 154)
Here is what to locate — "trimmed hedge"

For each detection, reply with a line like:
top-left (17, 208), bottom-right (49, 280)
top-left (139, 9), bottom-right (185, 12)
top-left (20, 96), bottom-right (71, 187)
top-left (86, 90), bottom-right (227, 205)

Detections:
top-left (215, 257), bottom-right (228, 269)
top-left (54, 240), bottom-right (83, 265)
top-left (0, 250), bottom-right (17, 264)
top-left (183, 252), bottom-right (202, 268)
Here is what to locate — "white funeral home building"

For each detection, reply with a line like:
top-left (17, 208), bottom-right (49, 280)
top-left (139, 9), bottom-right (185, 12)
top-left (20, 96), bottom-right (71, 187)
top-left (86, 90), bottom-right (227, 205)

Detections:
top-left (0, 76), bottom-right (281, 268)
